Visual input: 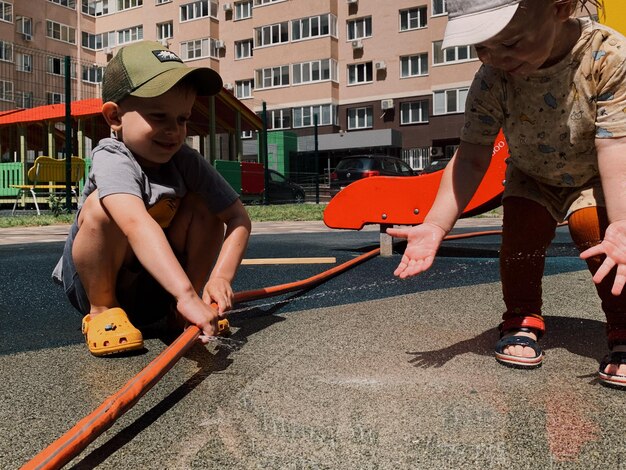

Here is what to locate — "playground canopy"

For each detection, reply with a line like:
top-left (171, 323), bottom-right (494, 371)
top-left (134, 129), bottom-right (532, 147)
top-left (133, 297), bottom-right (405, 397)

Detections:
top-left (0, 90), bottom-right (263, 163)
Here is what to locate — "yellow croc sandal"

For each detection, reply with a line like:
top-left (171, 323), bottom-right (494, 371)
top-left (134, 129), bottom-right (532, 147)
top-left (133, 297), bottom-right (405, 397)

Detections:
top-left (82, 308), bottom-right (144, 356)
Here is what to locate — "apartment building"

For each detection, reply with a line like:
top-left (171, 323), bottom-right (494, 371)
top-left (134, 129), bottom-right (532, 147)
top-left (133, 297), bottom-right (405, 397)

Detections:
top-left (0, 0), bottom-right (483, 171)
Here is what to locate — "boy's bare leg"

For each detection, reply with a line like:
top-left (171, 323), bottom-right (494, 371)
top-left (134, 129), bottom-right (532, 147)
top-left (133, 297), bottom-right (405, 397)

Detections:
top-left (72, 191), bottom-right (131, 316)
top-left (167, 192), bottom-right (224, 298)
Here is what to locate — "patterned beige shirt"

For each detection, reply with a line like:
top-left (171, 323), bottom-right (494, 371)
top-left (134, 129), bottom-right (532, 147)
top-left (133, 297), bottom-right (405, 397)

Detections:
top-left (461, 18), bottom-right (626, 220)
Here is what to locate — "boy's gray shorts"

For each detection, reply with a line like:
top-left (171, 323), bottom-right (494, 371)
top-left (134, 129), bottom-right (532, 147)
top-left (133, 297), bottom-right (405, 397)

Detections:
top-left (53, 222), bottom-right (174, 326)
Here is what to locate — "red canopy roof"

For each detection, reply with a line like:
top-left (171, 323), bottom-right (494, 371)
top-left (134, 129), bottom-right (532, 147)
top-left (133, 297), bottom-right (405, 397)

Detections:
top-left (0, 98), bottom-right (103, 126)
top-left (0, 94), bottom-right (262, 133)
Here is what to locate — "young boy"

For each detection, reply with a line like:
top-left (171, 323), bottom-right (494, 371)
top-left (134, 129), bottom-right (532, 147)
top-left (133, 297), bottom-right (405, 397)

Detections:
top-left (387, 0), bottom-right (626, 388)
top-left (53, 41), bottom-right (251, 356)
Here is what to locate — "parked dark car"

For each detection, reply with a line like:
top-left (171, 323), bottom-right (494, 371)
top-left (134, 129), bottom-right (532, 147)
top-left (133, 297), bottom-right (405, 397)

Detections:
top-left (267, 169), bottom-right (306, 204)
top-left (329, 155), bottom-right (415, 197)
top-left (419, 157), bottom-right (452, 174)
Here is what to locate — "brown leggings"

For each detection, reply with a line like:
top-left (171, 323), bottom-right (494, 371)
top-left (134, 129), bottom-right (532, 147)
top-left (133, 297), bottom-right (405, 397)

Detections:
top-left (500, 197), bottom-right (626, 346)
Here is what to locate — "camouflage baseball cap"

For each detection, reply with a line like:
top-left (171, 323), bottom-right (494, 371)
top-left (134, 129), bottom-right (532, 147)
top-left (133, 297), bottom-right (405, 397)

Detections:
top-left (102, 40), bottom-right (223, 103)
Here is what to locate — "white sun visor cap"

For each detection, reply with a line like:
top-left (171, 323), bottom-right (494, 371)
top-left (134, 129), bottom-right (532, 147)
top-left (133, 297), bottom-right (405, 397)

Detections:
top-left (442, 0), bottom-right (522, 50)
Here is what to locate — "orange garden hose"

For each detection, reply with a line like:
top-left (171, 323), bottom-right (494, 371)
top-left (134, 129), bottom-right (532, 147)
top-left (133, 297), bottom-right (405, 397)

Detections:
top-left (22, 227), bottom-right (510, 470)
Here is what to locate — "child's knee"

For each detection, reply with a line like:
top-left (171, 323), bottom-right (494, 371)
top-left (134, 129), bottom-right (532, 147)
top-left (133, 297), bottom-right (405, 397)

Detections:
top-left (78, 191), bottom-right (115, 228)
top-left (168, 193), bottom-right (223, 249)
top-left (178, 192), bottom-right (220, 227)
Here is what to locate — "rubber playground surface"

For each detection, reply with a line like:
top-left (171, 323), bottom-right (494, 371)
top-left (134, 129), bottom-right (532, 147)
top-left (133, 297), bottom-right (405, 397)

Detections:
top-left (2, 218), bottom-right (626, 469)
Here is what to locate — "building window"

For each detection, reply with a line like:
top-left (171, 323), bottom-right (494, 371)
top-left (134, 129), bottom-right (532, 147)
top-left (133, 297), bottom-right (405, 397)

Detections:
top-left (292, 104), bottom-right (335, 128)
top-left (235, 39), bottom-right (253, 59)
top-left (16, 53), bottom-right (32, 72)
top-left (15, 91), bottom-right (33, 109)
top-left (0, 41), bottom-right (13, 62)
top-left (401, 100), bottom-right (429, 124)
top-left (255, 22), bottom-right (289, 47)
top-left (347, 62), bottom-right (373, 85)
top-left (180, 0), bottom-right (217, 21)
top-left (235, 79), bottom-right (253, 99)
top-left (157, 21), bottom-right (173, 40)
top-left (241, 130), bottom-right (253, 139)
top-left (155, 0), bottom-right (171, 4)
top-left (49, 0), bottom-right (77, 8)
top-left (118, 25), bottom-right (143, 45)
top-left (347, 107), bottom-right (373, 130)
top-left (433, 40), bottom-right (478, 64)
top-left (292, 59), bottom-right (337, 85)
top-left (82, 31), bottom-right (115, 50)
top-left (46, 20), bottom-right (77, 44)
top-left (400, 53), bottom-right (428, 78)
top-left (0, 79), bottom-right (12, 101)
top-left (432, 0), bottom-right (446, 16)
top-left (269, 108), bottom-right (291, 129)
top-left (82, 64), bottom-right (104, 83)
top-left (0, 1), bottom-right (12, 22)
top-left (82, 0), bottom-right (110, 16)
top-left (255, 65), bottom-right (289, 89)
top-left (17, 16), bottom-right (33, 38)
top-left (47, 56), bottom-right (77, 78)
top-left (253, 0), bottom-right (285, 6)
top-left (117, 0), bottom-right (142, 10)
top-left (292, 14), bottom-right (337, 41)
top-left (235, 0), bottom-right (252, 19)
top-left (47, 92), bottom-right (65, 104)
top-left (400, 7), bottom-right (427, 31)
top-left (181, 38), bottom-right (220, 60)
top-left (433, 87), bottom-right (468, 115)
top-left (347, 16), bottom-right (371, 41)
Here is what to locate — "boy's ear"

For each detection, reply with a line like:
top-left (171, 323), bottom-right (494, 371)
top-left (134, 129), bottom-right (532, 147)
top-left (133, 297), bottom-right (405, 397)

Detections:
top-left (101, 101), bottom-right (122, 131)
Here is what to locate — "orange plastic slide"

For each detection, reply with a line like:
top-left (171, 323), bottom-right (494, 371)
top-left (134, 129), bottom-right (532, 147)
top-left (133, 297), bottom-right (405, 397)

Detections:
top-left (323, 131), bottom-right (508, 230)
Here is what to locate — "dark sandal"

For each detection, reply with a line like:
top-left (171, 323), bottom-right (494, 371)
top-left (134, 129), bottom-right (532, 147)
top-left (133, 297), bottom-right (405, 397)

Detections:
top-left (495, 314), bottom-right (545, 369)
top-left (495, 334), bottom-right (544, 369)
top-left (599, 351), bottom-right (626, 389)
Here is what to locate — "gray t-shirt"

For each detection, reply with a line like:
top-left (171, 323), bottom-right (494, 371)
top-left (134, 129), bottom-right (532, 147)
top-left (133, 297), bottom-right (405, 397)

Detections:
top-left (83, 138), bottom-right (239, 226)
top-left (52, 138), bottom-right (239, 281)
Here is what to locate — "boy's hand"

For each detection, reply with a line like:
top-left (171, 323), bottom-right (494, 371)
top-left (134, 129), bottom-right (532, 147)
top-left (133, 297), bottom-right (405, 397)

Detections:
top-left (580, 219), bottom-right (626, 296)
top-left (176, 295), bottom-right (220, 342)
top-left (203, 277), bottom-right (234, 317)
top-left (386, 223), bottom-right (447, 279)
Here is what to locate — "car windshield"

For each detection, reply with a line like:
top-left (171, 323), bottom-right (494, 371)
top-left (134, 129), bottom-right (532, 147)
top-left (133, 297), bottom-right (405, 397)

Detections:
top-left (336, 159), bottom-right (366, 170)
top-left (270, 171), bottom-right (286, 182)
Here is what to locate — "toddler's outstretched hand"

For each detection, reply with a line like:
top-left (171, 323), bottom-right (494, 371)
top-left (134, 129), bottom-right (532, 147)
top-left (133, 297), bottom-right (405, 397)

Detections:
top-left (203, 277), bottom-right (234, 316)
top-left (580, 219), bottom-right (626, 295)
top-left (386, 222), bottom-right (447, 279)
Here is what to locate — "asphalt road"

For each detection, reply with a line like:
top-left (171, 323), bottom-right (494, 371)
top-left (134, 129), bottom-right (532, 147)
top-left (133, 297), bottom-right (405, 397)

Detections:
top-left (2, 219), bottom-right (626, 469)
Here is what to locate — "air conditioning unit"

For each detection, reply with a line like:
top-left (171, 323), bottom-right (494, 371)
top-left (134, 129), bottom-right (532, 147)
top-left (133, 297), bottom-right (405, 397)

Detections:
top-left (159, 38), bottom-right (169, 47)
top-left (22, 33), bottom-right (32, 41)
top-left (223, 2), bottom-right (232, 11)
top-left (103, 47), bottom-right (113, 55)
top-left (351, 40), bottom-right (363, 50)
top-left (215, 40), bottom-right (226, 49)
top-left (347, 0), bottom-right (358, 4)
top-left (224, 83), bottom-right (234, 91)
top-left (375, 60), bottom-right (386, 70)
top-left (430, 147), bottom-right (444, 157)
top-left (381, 99), bottom-right (394, 110)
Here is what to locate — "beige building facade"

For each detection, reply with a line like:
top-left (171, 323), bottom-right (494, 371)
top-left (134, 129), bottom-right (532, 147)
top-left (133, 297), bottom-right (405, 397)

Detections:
top-left (0, 0), bottom-right (484, 170)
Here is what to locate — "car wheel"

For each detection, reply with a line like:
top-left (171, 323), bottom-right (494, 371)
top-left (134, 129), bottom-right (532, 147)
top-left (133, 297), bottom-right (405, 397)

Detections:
top-left (294, 191), bottom-right (305, 204)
